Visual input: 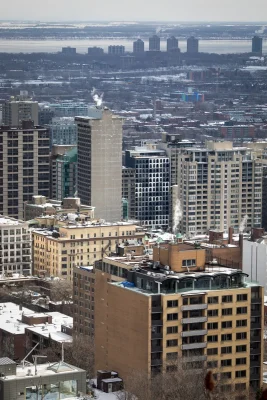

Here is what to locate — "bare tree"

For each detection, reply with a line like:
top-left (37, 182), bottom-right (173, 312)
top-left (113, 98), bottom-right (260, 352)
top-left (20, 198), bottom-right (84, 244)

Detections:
top-left (39, 335), bottom-right (94, 378)
top-left (50, 279), bottom-right (72, 303)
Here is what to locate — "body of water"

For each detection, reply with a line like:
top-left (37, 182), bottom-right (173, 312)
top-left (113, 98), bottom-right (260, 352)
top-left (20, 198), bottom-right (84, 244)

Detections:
top-left (0, 38), bottom-right (265, 54)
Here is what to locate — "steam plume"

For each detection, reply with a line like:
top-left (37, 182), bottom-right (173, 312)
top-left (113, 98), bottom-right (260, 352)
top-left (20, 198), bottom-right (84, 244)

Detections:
top-left (91, 87), bottom-right (104, 107)
top-left (239, 214), bottom-right (248, 233)
top-left (173, 198), bottom-right (182, 235)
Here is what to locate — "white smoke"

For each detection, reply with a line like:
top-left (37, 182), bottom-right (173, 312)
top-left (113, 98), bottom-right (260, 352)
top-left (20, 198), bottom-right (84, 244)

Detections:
top-left (91, 87), bottom-right (104, 107)
top-left (173, 198), bottom-right (183, 235)
top-left (239, 214), bottom-right (248, 233)
top-left (156, 26), bottom-right (161, 34)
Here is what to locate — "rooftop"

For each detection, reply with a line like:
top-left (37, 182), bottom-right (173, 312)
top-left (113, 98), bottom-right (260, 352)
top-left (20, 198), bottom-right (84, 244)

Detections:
top-left (0, 215), bottom-right (28, 226)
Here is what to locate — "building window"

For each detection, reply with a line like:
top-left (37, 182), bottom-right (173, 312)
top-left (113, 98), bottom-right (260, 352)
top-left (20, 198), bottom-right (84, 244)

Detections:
top-left (221, 372), bottom-right (231, 380)
top-left (236, 358), bottom-right (246, 365)
top-left (222, 308), bottom-right (232, 316)
top-left (221, 359), bottom-right (232, 367)
top-left (207, 335), bottom-right (218, 342)
top-left (236, 345), bottom-right (246, 353)
top-left (221, 334), bottom-right (232, 341)
top-left (167, 300), bottom-right (178, 308)
top-left (237, 294), bottom-right (247, 302)
top-left (208, 309), bottom-right (218, 317)
top-left (221, 346), bottom-right (232, 354)
top-left (236, 320), bottom-right (247, 327)
top-left (208, 296), bottom-right (218, 304)
top-left (236, 332), bottom-right (247, 340)
top-left (236, 307), bottom-right (247, 314)
top-left (236, 370), bottom-right (246, 378)
top-left (222, 295), bottom-right (232, 303)
top-left (166, 339), bottom-right (178, 347)
top-left (207, 322), bottom-right (218, 330)
top-left (207, 348), bottom-right (218, 356)
top-left (167, 326), bottom-right (178, 334)
top-left (207, 361), bottom-right (218, 368)
top-left (235, 383), bottom-right (246, 391)
top-left (221, 321), bottom-right (232, 329)
top-left (182, 259), bottom-right (196, 267)
top-left (167, 313), bottom-right (178, 321)
top-left (166, 352), bottom-right (178, 360)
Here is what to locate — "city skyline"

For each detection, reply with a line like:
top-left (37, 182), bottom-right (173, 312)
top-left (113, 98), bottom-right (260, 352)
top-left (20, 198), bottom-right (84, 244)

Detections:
top-left (0, 0), bottom-right (266, 22)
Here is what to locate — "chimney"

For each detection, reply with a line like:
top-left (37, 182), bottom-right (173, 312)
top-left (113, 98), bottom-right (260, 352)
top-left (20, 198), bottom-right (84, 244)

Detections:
top-left (228, 227), bottom-right (233, 245)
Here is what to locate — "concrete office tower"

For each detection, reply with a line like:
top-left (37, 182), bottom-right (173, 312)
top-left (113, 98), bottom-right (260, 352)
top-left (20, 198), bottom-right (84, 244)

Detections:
top-left (0, 120), bottom-right (50, 220)
top-left (167, 36), bottom-right (178, 52)
top-left (149, 35), bottom-right (161, 51)
top-left (133, 39), bottom-right (145, 53)
top-left (75, 108), bottom-right (123, 222)
top-left (176, 141), bottom-right (262, 236)
top-left (125, 146), bottom-right (169, 228)
top-left (56, 147), bottom-right (77, 200)
top-left (0, 216), bottom-right (31, 275)
top-left (187, 36), bottom-right (199, 53)
top-left (95, 260), bottom-right (264, 392)
top-left (49, 117), bottom-right (77, 145)
top-left (252, 36), bottom-right (263, 55)
top-left (108, 45), bottom-right (125, 55)
top-left (2, 98), bottom-right (38, 126)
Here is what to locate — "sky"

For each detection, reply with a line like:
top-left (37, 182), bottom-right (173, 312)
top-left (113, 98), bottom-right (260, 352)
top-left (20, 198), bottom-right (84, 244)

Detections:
top-left (0, 0), bottom-right (266, 22)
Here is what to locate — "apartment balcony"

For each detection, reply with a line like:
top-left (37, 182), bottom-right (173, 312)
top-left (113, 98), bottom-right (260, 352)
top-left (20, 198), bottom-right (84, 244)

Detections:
top-left (181, 330), bottom-right (207, 338)
top-left (181, 342), bottom-right (207, 350)
top-left (151, 358), bottom-right (162, 366)
top-left (151, 345), bottom-right (162, 353)
top-left (182, 317), bottom-right (207, 324)
top-left (250, 348), bottom-right (261, 355)
top-left (251, 335), bottom-right (261, 342)
top-left (251, 323), bottom-right (261, 329)
top-left (251, 310), bottom-right (261, 317)
top-left (152, 319), bottom-right (163, 326)
top-left (251, 298), bottom-right (261, 304)
top-left (151, 332), bottom-right (163, 339)
top-left (181, 304), bottom-right (207, 312)
top-left (152, 307), bottom-right (163, 313)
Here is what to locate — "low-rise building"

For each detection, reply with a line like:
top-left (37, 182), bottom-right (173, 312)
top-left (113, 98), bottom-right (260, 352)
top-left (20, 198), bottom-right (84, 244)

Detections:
top-left (0, 303), bottom-right (72, 362)
top-left (0, 357), bottom-right (86, 400)
top-left (33, 217), bottom-right (145, 280)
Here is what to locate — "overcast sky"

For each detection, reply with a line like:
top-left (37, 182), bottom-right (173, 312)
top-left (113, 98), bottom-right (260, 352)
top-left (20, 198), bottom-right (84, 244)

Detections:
top-left (0, 0), bottom-right (266, 22)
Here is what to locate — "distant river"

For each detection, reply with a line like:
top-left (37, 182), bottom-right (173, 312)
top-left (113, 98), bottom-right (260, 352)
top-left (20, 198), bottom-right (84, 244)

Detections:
top-left (0, 38), bottom-right (266, 54)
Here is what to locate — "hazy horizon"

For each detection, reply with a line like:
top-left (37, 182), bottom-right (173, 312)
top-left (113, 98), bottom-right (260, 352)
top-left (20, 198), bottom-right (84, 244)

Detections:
top-left (0, 0), bottom-right (266, 23)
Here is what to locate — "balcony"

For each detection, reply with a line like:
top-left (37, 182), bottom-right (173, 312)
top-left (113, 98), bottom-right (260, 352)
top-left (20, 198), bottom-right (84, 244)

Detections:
top-left (251, 298), bottom-right (261, 304)
top-left (181, 304), bottom-right (207, 311)
top-left (181, 330), bottom-right (207, 338)
top-left (151, 346), bottom-right (162, 353)
top-left (152, 307), bottom-right (162, 313)
top-left (151, 332), bottom-right (163, 339)
top-left (250, 360), bottom-right (260, 367)
top-left (182, 317), bottom-right (207, 324)
top-left (251, 335), bottom-right (261, 342)
top-left (251, 323), bottom-right (261, 329)
top-left (152, 319), bottom-right (163, 326)
top-left (181, 342), bottom-right (207, 350)
top-left (251, 310), bottom-right (261, 317)
top-left (151, 358), bottom-right (162, 366)
top-left (250, 348), bottom-right (261, 355)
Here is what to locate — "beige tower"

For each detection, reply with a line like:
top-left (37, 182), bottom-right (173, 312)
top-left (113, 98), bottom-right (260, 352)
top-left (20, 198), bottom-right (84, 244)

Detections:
top-left (75, 107), bottom-right (123, 222)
